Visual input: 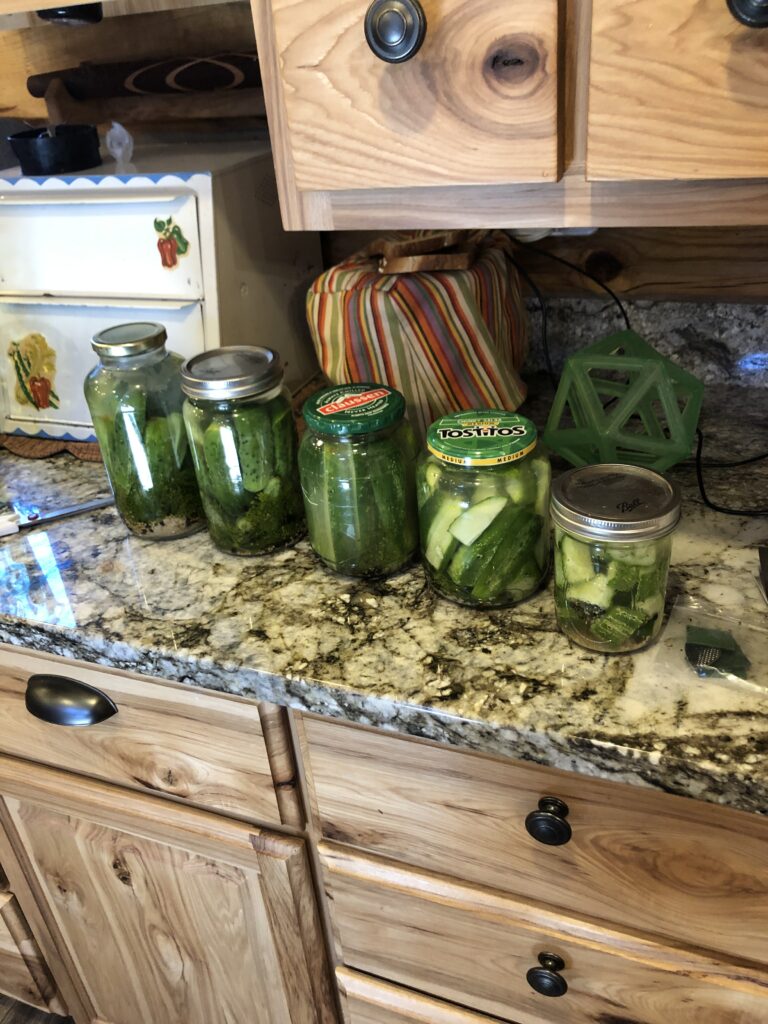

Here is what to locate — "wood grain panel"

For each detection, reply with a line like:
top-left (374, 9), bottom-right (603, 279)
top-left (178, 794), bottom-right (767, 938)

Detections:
top-left (263, 0), bottom-right (560, 191)
top-left (338, 968), bottom-right (507, 1024)
top-left (0, 647), bottom-right (281, 825)
top-left (0, 756), bottom-right (335, 1024)
top-left (589, 0), bottom-right (768, 180)
top-left (323, 844), bottom-right (768, 1024)
top-left (0, 894), bottom-right (48, 1011)
top-left (0, 3), bottom-right (254, 120)
top-left (322, 225), bottom-right (768, 299)
top-left (312, 173), bottom-right (768, 229)
top-left (514, 227), bottom-right (768, 299)
top-left (302, 716), bottom-right (768, 964)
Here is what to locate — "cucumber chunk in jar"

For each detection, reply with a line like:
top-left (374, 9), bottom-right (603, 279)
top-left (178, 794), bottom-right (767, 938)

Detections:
top-left (299, 384), bottom-right (419, 578)
top-left (551, 465), bottom-right (681, 653)
top-left (180, 347), bottom-right (304, 556)
top-left (418, 411), bottom-right (551, 607)
top-left (84, 322), bottom-right (204, 539)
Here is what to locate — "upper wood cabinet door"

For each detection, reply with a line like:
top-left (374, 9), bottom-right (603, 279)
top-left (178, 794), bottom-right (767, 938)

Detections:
top-left (0, 757), bottom-right (334, 1024)
top-left (588, 0), bottom-right (768, 180)
top-left (253, 0), bottom-right (560, 224)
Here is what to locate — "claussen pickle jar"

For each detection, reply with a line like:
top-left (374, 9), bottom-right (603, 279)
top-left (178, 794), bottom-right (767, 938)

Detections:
top-left (84, 322), bottom-right (204, 539)
top-left (418, 411), bottom-right (551, 607)
top-left (551, 465), bottom-right (681, 653)
top-left (180, 347), bottom-right (304, 556)
top-left (299, 384), bottom-right (419, 577)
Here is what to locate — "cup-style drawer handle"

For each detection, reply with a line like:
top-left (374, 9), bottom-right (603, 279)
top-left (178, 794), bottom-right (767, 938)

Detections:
top-left (728, 0), bottom-right (768, 26)
top-left (527, 952), bottom-right (568, 997)
top-left (26, 674), bottom-right (118, 726)
top-left (525, 796), bottom-right (572, 846)
top-left (364, 0), bottom-right (426, 63)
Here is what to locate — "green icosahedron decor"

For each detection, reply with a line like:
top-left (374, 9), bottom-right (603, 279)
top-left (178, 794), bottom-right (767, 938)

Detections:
top-left (543, 331), bottom-right (704, 472)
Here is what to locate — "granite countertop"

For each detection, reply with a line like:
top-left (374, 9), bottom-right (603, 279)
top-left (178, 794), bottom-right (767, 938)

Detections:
top-left (0, 384), bottom-right (766, 816)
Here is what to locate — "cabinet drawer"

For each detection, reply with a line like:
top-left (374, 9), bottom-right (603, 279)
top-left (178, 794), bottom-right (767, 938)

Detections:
top-left (302, 717), bottom-right (768, 962)
top-left (0, 193), bottom-right (203, 299)
top-left (264, 0), bottom-right (560, 191)
top-left (323, 845), bottom-right (768, 1024)
top-left (588, 0), bottom-right (768, 180)
top-left (0, 892), bottom-right (59, 1011)
top-left (338, 967), bottom-right (508, 1024)
top-left (0, 648), bottom-right (283, 825)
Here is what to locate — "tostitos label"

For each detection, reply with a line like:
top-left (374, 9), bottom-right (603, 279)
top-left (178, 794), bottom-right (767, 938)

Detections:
top-left (427, 411), bottom-right (537, 466)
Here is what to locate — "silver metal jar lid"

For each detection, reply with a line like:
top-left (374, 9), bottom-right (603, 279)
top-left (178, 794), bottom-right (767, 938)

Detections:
top-left (551, 464), bottom-right (681, 542)
top-left (180, 346), bottom-right (283, 401)
top-left (91, 322), bottom-right (167, 358)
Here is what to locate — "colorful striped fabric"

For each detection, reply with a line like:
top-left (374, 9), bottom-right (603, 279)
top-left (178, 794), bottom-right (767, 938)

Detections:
top-left (306, 234), bottom-right (529, 441)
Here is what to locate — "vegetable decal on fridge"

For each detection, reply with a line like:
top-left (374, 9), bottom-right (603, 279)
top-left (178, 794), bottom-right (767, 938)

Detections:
top-left (154, 216), bottom-right (190, 269)
top-left (8, 333), bottom-right (60, 411)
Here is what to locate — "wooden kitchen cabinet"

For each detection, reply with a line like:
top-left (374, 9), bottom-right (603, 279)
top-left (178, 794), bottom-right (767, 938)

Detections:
top-left (322, 844), bottom-right (768, 1024)
top-left (252, 0), bottom-right (560, 227)
top-left (0, 755), bottom-right (335, 1024)
top-left (252, 0), bottom-right (768, 228)
top-left (588, 0), bottom-right (768, 181)
top-left (301, 715), bottom-right (768, 966)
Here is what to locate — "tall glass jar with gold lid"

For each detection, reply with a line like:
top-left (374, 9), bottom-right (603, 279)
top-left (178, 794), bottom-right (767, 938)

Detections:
top-left (84, 322), bottom-right (204, 539)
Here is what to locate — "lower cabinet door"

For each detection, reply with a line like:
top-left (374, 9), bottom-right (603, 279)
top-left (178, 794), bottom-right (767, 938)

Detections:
top-left (322, 843), bottom-right (768, 1024)
top-left (0, 756), bottom-right (335, 1024)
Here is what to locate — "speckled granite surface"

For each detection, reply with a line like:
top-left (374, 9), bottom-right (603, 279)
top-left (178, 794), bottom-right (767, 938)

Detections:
top-left (0, 384), bottom-right (766, 815)
top-left (526, 298), bottom-right (768, 388)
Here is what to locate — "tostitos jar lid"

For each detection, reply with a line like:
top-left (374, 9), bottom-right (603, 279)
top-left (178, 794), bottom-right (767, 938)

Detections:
top-left (427, 411), bottom-right (538, 467)
top-left (303, 383), bottom-right (406, 437)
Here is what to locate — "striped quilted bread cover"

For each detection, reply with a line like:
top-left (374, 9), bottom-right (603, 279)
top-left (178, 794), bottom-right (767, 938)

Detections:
top-left (306, 236), bottom-right (529, 440)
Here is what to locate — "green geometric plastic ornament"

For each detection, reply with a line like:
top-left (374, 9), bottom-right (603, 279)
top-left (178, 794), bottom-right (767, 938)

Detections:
top-left (543, 330), bottom-right (704, 472)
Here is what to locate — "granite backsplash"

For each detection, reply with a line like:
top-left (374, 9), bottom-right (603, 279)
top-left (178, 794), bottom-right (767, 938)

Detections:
top-left (524, 298), bottom-right (768, 389)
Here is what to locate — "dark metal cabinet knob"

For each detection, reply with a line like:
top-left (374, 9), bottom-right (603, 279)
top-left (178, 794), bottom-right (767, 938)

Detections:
top-left (527, 953), bottom-right (568, 997)
top-left (728, 0), bottom-right (768, 26)
top-left (26, 674), bottom-right (118, 727)
top-left (525, 796), bottom-right (572, 846)
top-left (364, 0), bottom-right (426, 63)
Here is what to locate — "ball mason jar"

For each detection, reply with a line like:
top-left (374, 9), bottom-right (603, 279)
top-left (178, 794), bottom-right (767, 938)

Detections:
top-left (299, 384), bottom-right (419, 578)
top-left (551, 464), bottom-right (681, 653)
top-left (84, 322), bottom-right (204, 539)
top-left (180, 347), bottom-right (304, 556)
top-left (417, 411), bottom-right (551, 607)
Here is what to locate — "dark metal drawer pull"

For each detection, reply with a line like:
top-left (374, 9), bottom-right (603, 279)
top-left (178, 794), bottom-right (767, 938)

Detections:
top-left (525, 796), bottom-right (572, 846)
top-left (527, 952), bottom-right (568, 997)
top-left (26, 674), bottom-right (118, 727)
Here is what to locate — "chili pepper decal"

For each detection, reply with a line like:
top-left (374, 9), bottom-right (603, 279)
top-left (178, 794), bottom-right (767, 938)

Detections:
top-left (8, 333), bottom-right (59, 411)
top-left (154, 216), bottom-right (190, 269)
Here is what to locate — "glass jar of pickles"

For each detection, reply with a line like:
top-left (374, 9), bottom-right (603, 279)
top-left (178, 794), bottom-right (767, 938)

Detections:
top-left (551, 465), bottom-right (681, 653)
top-left (417, 411), bottom-right (551, 607)
top-left (84, 322), bottom-right (204, 539)
top-left (299, 384), bottom-right (419, 577)
top-left (180, 347), bottom-right (304, 555)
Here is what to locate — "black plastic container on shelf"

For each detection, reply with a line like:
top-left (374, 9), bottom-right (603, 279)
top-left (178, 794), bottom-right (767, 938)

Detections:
top-left (8, 124), bottom-right (101, 176)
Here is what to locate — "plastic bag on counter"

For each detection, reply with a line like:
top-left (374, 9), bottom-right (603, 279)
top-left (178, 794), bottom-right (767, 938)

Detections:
top-left (652, 596), bottom-right (768, 692)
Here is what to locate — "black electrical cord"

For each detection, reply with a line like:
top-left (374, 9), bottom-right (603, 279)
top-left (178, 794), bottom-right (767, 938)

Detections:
top-left (695, 429), bottom-right (768, 516)
top-left (509, 256), bottom-right (555, 389)
top-left (514, 239), bottom-right (768, 516)
top-left (518, 240), bottom-right (633, 331)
